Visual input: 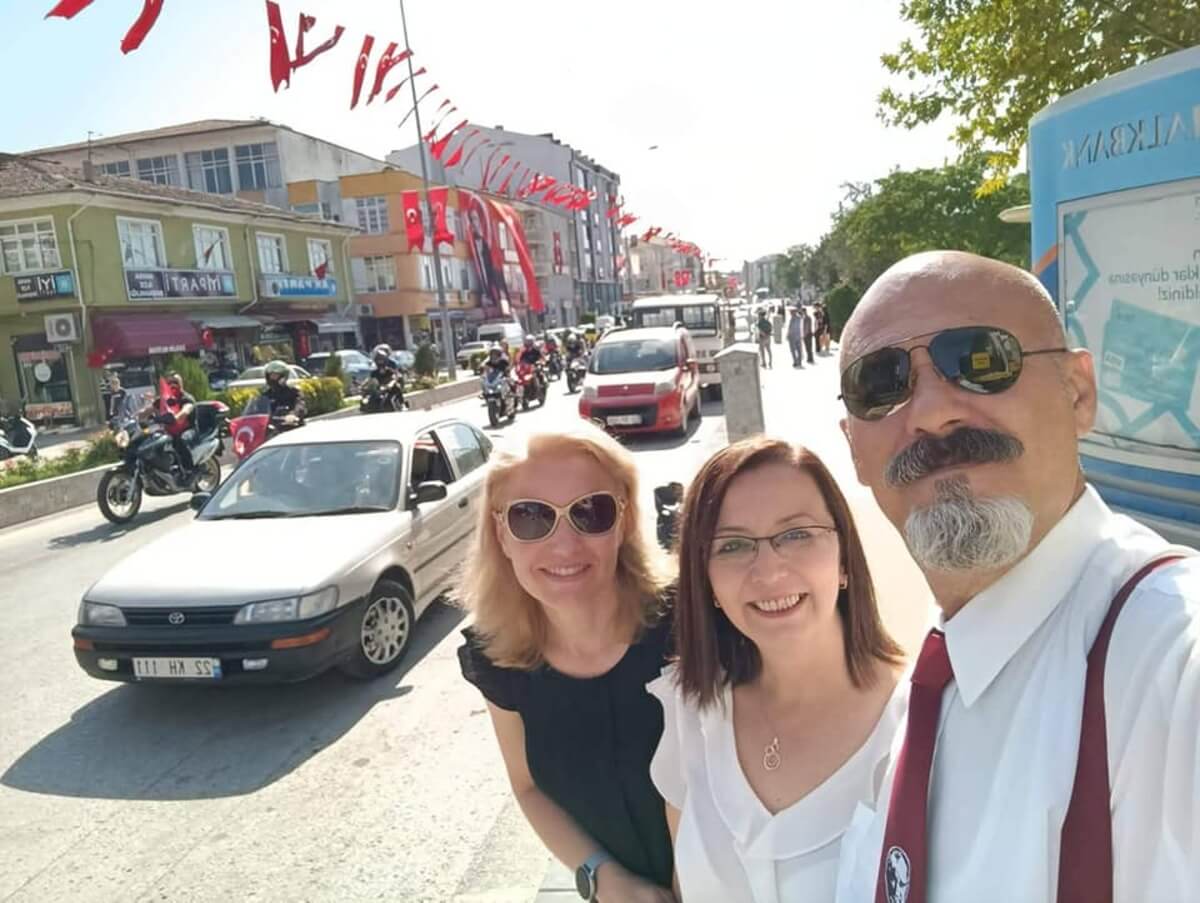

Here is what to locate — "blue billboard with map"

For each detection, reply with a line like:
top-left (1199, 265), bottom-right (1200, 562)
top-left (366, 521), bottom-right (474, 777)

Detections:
top-left (1030, 46), bottom-right (1200, 542)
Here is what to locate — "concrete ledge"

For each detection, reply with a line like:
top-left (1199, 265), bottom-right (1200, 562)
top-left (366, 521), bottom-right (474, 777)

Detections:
top-left (0, 465), bottom-right (108, 532)
top-left (0, 378), bottom-right (482, 532)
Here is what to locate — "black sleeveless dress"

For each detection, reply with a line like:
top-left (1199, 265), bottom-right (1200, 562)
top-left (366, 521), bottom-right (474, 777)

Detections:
top-left (457, 615), bottom-right (674, 889)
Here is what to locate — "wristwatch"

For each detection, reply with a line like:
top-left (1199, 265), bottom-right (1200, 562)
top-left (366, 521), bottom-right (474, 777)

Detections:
top-left (574, 850), bottom-right (614, 901)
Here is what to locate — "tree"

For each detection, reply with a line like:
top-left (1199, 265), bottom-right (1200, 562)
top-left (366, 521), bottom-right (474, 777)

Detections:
top-left (824, 284), bottom-right (859, 340)
top-left (880, 0), bottom-right (1199, 191)
top-left (822, 153), bottom-right (1030, 293)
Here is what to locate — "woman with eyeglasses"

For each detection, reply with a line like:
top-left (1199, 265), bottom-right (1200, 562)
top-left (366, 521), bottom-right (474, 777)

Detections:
top-left (648, 437), bottom-right (905, 901)
top-left (456, 421), bottom-right (677, 903)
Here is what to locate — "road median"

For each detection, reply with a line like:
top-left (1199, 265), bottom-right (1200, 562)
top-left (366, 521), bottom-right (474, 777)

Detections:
top-left (0, 377), bottom-right (481, 532)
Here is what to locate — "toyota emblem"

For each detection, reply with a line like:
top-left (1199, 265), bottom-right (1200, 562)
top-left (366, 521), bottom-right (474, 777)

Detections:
top-left (168, 611), bottom-right (186, 626)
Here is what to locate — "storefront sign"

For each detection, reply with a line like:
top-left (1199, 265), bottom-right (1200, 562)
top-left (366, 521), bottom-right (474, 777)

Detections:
top-left (258, 275), bottom-right (338, 299)
top-left (15, 271), bottom-right (76, 301)
top-left (126, 269), bottom-right (237, 301)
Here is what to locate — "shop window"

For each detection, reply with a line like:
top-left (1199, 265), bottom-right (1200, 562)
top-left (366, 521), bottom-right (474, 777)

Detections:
top-left (0, 218), bottom-right (61, 275)
top-left (256, 233), bottom-right (288, 274)
top-left (13, 337), bottom-right (75, 423)
top-left (193, 225), bottom-right (232, 271)
top-left (117, 217), bottom-right (166, 269)
top-left (235, 142), bottom-right (282, 191)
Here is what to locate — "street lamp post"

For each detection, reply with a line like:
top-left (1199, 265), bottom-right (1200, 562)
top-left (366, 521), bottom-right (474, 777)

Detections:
top-left (399, 0), bottom-right (456, 379)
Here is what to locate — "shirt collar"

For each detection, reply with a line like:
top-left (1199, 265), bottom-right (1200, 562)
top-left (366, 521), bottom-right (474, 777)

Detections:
top-left (941, 485), bottom-right (1112, 708)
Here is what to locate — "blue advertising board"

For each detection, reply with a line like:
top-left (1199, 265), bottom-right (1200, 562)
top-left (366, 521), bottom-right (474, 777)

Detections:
top-left (1029, 47), bottom-right (1200, 542)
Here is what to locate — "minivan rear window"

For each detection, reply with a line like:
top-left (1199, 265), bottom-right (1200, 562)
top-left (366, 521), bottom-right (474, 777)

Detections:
top-left (590, 340), bottom-right (677, 374)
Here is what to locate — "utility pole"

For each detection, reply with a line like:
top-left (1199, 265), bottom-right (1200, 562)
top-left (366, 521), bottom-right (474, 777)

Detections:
top-left (399, 0), bottom-right (456, 379)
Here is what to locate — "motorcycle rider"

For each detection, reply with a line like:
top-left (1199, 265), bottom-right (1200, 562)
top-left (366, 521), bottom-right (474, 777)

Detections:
top-left (152, 372), bottom-right (196, 472)
top-left (261, 360), bottom-right (306, 426)
top-left (517, 334), bottom-right (548, 397)
top-left (367, 344), bottom-right (405, 406)
top-left (564, 330), bottom-right (586, 362)
top-left (482, 343), bottom-right (511, 381)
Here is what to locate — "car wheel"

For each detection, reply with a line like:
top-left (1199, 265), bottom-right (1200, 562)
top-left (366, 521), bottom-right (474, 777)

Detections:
top-left (340, 579), bottom-right (414, 680)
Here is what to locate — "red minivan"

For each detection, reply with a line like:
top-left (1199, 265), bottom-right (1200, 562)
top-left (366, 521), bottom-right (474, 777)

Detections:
top-left (578, 326), bottom-right (701, 437)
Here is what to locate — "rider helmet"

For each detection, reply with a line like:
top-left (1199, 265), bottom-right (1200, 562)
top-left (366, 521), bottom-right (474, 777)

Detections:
top-left (372, 343), bottom-right (393, 364)
top-left (264, 360), bottom-right (290, 385)
top-left (523, 334), bottom-right (535, 347)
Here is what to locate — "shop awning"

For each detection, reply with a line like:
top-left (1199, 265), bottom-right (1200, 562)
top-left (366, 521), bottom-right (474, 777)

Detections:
top-left (92, 313), bottom-right (201, 359)
top-left (187, 312), bottom-right (262, 330)
top-left (314, 314), bottom-right (359, 334)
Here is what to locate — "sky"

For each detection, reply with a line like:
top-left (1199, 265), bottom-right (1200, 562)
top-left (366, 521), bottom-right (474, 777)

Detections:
top-left (0, 0), bottom-right (958, 267)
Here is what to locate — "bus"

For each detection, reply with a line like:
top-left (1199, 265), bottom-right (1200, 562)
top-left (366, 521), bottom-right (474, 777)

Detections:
top-left (630, 294), bottom-right (726, 394)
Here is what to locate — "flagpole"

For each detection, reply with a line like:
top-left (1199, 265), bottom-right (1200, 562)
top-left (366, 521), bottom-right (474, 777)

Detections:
top-left (399, 0), bottom-right (456, 379)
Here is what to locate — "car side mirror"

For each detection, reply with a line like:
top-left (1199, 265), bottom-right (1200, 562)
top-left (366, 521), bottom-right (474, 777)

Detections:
top-left (410, 480), bottom-right (448, 507)
top-left (190, 492), bottom-right (212, 512)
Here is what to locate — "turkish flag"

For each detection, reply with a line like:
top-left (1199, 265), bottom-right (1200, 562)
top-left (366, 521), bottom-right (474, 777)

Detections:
top-left (402, 190), bottom-right (424, 252)
top-left (429, 187), bottom-right (454, 248)
top-left (231, 414), bottom-right (271, 461)
top-left (487, 198), bottom-right (543, 313)
top-left (314, 261), bottom-right (328, 280)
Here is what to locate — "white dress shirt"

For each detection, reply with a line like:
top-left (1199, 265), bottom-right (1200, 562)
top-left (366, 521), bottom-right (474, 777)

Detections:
top-left (835, 486), bottom-right (1200, 903)
top-left (649, 665), bottom-right (907, 902)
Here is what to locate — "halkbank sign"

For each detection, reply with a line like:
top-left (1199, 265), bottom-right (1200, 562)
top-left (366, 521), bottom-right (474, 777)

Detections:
top-left (1061, 104), bottom-right (1200, 170)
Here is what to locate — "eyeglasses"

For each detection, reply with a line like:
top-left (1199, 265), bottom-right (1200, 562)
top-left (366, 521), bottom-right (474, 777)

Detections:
top-left (839, 325), bottom-right (1067, 421)
top-left (709, 525), bottom-right (837, 569)
top-left (498, 491), bottom-right (625, 542)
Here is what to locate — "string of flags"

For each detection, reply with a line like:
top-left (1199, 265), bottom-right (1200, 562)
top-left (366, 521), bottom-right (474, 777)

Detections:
top-left (45, 0), bottom-right (721, 269)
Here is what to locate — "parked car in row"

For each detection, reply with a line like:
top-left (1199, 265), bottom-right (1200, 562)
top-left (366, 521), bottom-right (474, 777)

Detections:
top-left (72, 412), bottom-right (493, 685)
top-left (456, 341), bottom-right (491, 373)
top-left (225, 364), bottom-right (313, 392)
top-left (303, 349), bottom-right (373, 387)
top-left (578, 325), bottom-right (701, 438)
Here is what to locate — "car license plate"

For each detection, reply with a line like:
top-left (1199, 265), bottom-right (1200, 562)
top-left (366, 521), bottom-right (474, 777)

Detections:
top-left (607, 414), bottom-right (641, 426)
top-left (132, 657), bottom-right (222, 680)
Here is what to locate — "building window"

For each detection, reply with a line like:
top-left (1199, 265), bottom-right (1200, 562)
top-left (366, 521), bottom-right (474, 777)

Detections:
top-left (185, 148), bottom-right (234, 194)
top-left (420, 255), bottom-right (435, 291)
top-left (307, 238), bottom-right (334, 276)
top-left (256, 232), bottom-right (288, 274)
top-left (235, 142), bottom-right (282, 191)
top-left (0, 218), bottom-right (61, 274)
top-left (441, 260), bottom-right (455, 289)
top-left (136, 154), bottom-right (180, 186)
top-left (460, 265), bottom-right (470, 291)
top-left (193, 225), bottom-right (232, 271)
top-left (98, 160), bottom-right (131, 178)
top-left (355, 196), bottom-right (390, 234)
top-left (446, 208), bottom-right (463, 242)
top-left (353, 256), bottom-right (396, 293)
top-left (117, 217), bottom-right (166, 269)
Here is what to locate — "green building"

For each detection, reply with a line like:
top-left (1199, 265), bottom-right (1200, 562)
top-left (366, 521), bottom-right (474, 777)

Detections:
top-left (0, 154), bottom-right (357, 427)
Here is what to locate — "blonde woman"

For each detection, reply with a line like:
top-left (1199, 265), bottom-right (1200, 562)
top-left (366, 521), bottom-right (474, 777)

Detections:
top-left (456, 421), bottom-right (677, 903)
top-left (649, 437), bottom-right (905, 901)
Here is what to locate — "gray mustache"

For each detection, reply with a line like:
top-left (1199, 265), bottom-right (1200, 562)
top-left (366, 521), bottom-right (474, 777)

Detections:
top-left (886, 428), bottom-right (1025, 488)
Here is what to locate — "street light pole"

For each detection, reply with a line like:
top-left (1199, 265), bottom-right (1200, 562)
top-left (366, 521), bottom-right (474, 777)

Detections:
top-left (399, 0), bottom-right (456, 379)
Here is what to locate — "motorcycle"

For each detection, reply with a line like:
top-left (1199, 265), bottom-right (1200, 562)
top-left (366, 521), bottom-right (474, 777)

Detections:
top-left (565, 354), bottom-right (588, 394)
top-left (545, 349), bottom-right (563, 381)
top-left (359, 376), bottom-right (407, 414)
top-left (514, 361), bottom-right (548, 411)
top-left (653, 482), bottom-right (685, 551)
top-left (96, 397), bottom-right (228, 524)
top-left (0, 404), bottom-right (38, 461)
top-left (481, 368), bottom-right (518, 428)
top-left (229, 394), bottom-right (304, 461)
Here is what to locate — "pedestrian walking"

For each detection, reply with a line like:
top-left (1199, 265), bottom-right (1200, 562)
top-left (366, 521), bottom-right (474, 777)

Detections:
top-left (650, 437), bottom-right (904, 902)
top-left (787, 307), bottom-right (804, 368)
top-left (455, 422), bottom-right (677, 903)
top-left (756, 309), bottom-right (773, 368)
top-left (802, 307), bottom-right (815, 365)
top-left (817, 305), bottom-right (832, 355)
top-left (834, 251), bottom-right (1200, 903)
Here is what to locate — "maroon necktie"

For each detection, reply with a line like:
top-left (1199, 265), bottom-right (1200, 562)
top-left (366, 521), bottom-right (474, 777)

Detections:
top-left (875, 628), bottom-right (954, 903)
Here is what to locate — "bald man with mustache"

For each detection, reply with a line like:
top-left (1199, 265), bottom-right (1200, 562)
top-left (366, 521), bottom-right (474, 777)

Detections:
top-left (831, 252), bottom-right (1200, 903)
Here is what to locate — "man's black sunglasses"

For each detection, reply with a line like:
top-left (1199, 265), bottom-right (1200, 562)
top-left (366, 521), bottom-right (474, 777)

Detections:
top-left (839, 325), bottom-right (1067, 421)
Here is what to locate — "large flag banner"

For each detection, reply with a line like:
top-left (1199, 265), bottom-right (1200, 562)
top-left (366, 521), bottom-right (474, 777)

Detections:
top-left (487, 197), bottom-right (544, 313)
top-left (460, 191), bottom-right (509, 320)
top-left (401, 190), bottom-right (424, 252)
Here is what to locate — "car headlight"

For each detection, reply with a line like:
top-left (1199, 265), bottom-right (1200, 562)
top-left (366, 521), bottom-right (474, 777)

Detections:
top-left (582, 384), bottom-right (598, 399)
top-left (654, 379), bottom-right (676, 395)
top-left (233, 587), bottom-right (339, 624)
top-left (114, 430), bottom-right (130, 449)
top-left (79, 601), bottom-right (127, 627)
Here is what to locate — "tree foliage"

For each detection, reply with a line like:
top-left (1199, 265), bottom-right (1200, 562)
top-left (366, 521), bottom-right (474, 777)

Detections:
top-left (880, 0), bottom-right (1199, 191)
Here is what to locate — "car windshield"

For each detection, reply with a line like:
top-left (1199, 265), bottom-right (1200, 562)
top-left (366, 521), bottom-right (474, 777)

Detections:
top-left (590, 340), bottom-right (677, 374)
top-left (200, 441), bottom-right (402, 518)
top-left (237, 367), bottom-right (265, 381)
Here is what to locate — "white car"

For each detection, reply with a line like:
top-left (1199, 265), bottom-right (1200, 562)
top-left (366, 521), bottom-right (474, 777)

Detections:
top-left (226, 364), bottom-right (313, 391)
top-left (72, 412), bottom-right (491, 684)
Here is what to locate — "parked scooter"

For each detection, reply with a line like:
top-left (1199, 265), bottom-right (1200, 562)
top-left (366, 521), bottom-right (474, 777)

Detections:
top-left (359, 376), bottom-right (407, 414)
top-left (229, 394), bottom-right (304, 461)
top-left (0, 404), bottom-right (38, 461)
top-left (565, 355), bottom-right (588, 394)
top-left (97, 396), bottom-right (228, 524)
top-left (514, 361), bottom-right (548, 411)
top-left (481, 369), bottom-right (518, 428)
top-left (653, 482), bottom-right (685, 551)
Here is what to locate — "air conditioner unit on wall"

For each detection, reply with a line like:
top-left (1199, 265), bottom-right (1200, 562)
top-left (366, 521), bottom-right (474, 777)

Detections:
top-left (44, 313), bottom-right (79, 344)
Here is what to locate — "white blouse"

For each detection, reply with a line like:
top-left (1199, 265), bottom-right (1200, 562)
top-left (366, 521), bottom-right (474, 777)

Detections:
top-left (648, 666), bottom-right (908, 903)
